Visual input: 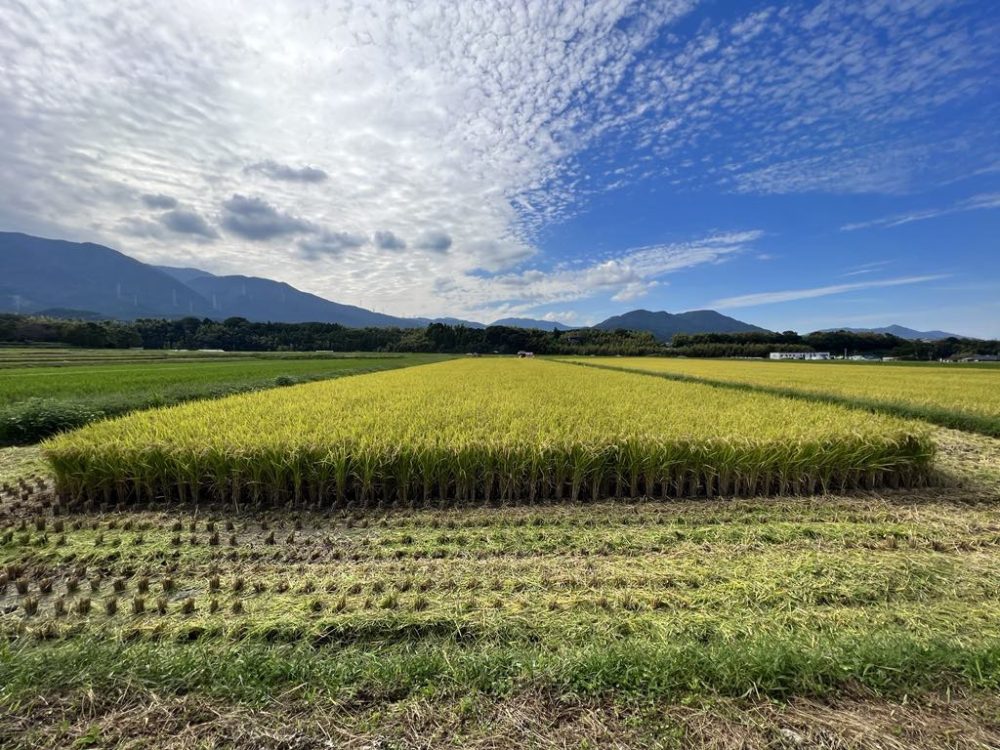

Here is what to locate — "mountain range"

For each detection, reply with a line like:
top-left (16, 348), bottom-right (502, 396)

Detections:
top-left (818, 325), bottom-right (962, 341)
top-left (2, 231), bottom-right (963, 340)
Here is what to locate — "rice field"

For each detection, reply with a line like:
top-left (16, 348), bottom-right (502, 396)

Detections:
top-left (4, 354), bottom-right (1000, 747)
top-left (42, 358), bottom-right (934, 507)
top-left (565, 356), bottom-right (1000, 436)
top-left (0, 351), bottom-right (444, 444)
top-left (0, 353), bottom-right (438, 405)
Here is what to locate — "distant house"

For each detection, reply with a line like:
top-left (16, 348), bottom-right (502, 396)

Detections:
top-left (960, 354), bottom-right (999, 362)
top-left (769, 352), bottom-right (831, 361)
top-left (517, 350), bottom-right (535, 358)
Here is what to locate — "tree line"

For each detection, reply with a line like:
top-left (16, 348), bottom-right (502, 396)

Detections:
top-left (670, 331), bottom-right (999, 359)
top-left (0, 315), bottom-right (661, 355)
top-left (1, 314), bottom-right (996, 359)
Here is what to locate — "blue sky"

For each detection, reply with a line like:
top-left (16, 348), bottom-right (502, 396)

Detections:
top-left (1, 0), bottom-right (998, 335)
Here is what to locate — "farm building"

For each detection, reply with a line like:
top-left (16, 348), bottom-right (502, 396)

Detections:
top-left (769, 352), bottom-right (832, 361)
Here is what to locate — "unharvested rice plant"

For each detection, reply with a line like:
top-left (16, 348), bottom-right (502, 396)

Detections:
top-left (566, 357), bottom-right (1000, 436)
top-left (43, 358), bottom-right (934, 507)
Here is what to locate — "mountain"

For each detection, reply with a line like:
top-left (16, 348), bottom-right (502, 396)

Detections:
top-left (0, 232), bottom-right (589, 330)
top-left (155, 265), bottom-right (217, 285)
top-left (594, 309), bottom-right (768, 341)
top-left (489, 317), bottom-right (573, 331)
top-left (0, 232), bottom-right (212, 318)
top-left (818, 325), bottom-right (964, 341)
top-left (0, 233), bottom-right (419, 327)
top-left (182, 274), bottom-right (422, 328)
top-left (14, 232), bottom-right (927, 338)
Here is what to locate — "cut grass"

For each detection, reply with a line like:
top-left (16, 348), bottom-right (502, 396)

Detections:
top-left (3, 474), bottom-right (1000, 706)
top-left (1, 432), bottom-right (998, 746)
top-left (4, 690), bottom-right (999, 750)
top-left (0, 444), bottom-right (45, 485)
top-left (4, 630), bottom-right (1000, 705)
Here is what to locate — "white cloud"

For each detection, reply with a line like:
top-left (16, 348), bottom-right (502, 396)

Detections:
top-left (612, 280), bottom-right (658, 302)
top-left (840, 260), bottom-right (892, 277)
top-left (618, 1), bottom-right (1000, 195)
top-left (841, 193), bottom-right (1000, 231)
top-left (245, 160), bottom-right (328, 183)
top-left (440, 230), bottom-right (762, 319)
top-left (712, 274), bottom-right (950, 309)
top-left (0, 1), bottom-right (995, 319)
top-left (0, 0), bottom-right (701, 319)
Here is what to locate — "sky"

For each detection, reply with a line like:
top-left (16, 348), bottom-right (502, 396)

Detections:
top-left (1, 0), bottom-right (998, 336)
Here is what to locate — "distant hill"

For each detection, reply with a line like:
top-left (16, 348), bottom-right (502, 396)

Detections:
top-left (0, 232), bottom-right (212, 318)
top-left (819, 324), bottom-right (964, 341)
top-left (489, 317), bottom-right (573, 331)
top-left (594, 309), bottom-right (768, 341)
top-left (183, 274), bottom-right (422, 328)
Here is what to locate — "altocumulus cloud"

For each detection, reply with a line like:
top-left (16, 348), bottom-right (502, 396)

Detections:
top-left (1, 1), bottom-right (995, 321)
top-left (245, 160), bottom-right (328, 183)
top-left (220, 195), bottom-right (313, 241)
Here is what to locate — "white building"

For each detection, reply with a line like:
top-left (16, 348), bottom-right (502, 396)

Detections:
top-left (769, 352), bottom-right (831, 361)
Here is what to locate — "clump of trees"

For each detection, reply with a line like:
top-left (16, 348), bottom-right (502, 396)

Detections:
top-left (0, 315), bottom-right (141, 348)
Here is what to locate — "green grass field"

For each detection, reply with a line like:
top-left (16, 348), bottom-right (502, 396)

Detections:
top-left (0, 346), bottom-right (409, 369)
top-left (1, 352), bottom-right (999, 748)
